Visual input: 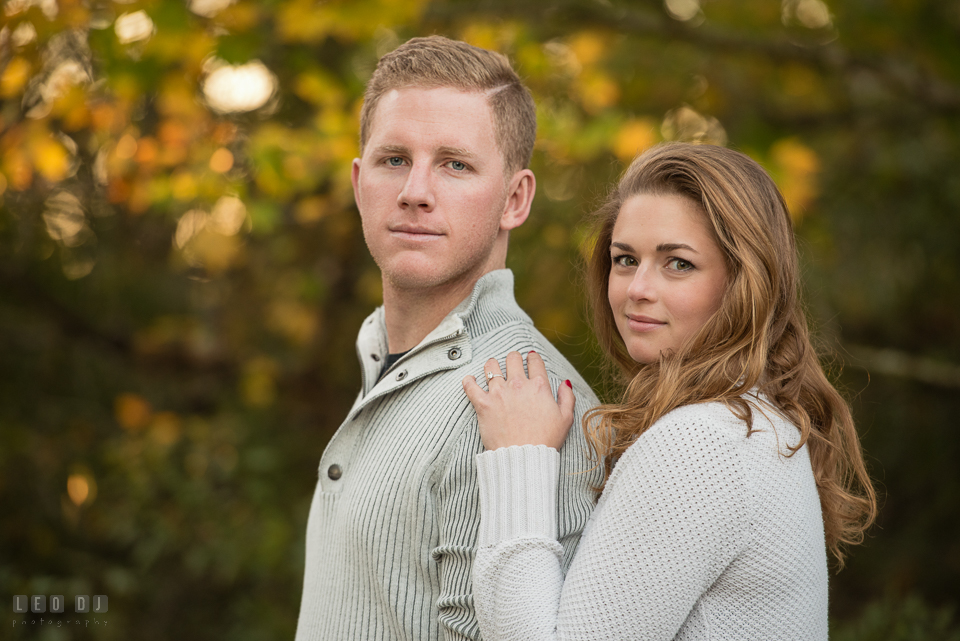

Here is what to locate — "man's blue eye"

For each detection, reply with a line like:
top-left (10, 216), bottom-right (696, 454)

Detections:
top-left (387, 157), bottom-right (404, 166)
top-left (449, 161), bottom-right (466, 171)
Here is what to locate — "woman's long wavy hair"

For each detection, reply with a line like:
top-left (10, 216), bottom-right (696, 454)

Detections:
top-left (585, 142), bottom-right (876, 565)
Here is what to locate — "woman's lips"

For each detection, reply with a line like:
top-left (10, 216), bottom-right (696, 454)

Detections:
top-left (625, 314), bottom-right (666, 332)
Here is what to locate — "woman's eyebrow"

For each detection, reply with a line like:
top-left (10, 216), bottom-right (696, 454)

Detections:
top-left (610, 241), bottom-right (699, 254)
top-left (656, 242), bottom-right (699, 254)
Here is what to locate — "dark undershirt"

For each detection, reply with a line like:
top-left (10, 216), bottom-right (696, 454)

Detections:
top-left (378, 351), bottom-right (409, 381)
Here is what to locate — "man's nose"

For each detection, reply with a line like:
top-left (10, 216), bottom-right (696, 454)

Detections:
top-left (397, 162), bottom-right (435, 211)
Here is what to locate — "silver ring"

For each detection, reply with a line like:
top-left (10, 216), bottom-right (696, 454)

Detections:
top-left (486, 372), bottom-right (504, 381)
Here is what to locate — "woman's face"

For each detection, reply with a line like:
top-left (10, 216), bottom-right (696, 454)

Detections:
top-left (607, 193), bottom-right (729, 364)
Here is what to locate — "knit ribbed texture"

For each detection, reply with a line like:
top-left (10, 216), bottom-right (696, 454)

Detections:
top-left (477, 445), bottom-right (559, 544)
top-left (294, 270), bottom-right (603, 641)
top-left (474, 399), bottom-right (829, 641)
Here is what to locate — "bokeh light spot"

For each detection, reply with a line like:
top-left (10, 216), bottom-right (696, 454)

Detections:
top-left (115, 134), bottom-right (138, 160)
top-left (42, 192), bottom-right (87, 246)
top-left (67, 472), bottom-right (96, 506)
top-left (203, 59), bottom-right (278, 114)
top-left (209, 147), bottom-right (234, 173)
top-left (115, 10), bottom-right (156, 45)
top-left (115, 393), bottom-right (152, 431)
top-left (189, 0), bottom-right (235, 18)
top-left (665, 0), bottom-right (701, 22)
top-left (210, 195), bottom-right (247, 235)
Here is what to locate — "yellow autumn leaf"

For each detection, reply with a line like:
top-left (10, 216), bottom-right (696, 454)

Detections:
top-left (771, 137), bottom-right (820, 220)
top-left (217, 1), bottom-right (261, 32)
top-left (53, 85), bottom-right (91, 131)
top-left (33, 136), bottom-right (70, 182)
top-left (187, 228), bottom-right (243, 273)
top-left (209, 147), bottom-right (234, 173)
top-left (0, 57), bottom-right (31, 98)
top-left (115, 393), bottom-right (153, 431)
top-left (1, 147), bottom-right (33, 191)
top-left (574, 71), bottom-right (620, 113)
top-left (170, 170), bottom-right (198, 201)
top-left (276, 0), bottom-right (333, 43)
top-left (613, 118), bottom-right (658, 162)
top-left (180, 31), bottom-right (217, 73)
top-left (351, 0), bottom-right (424, 37)
top-left (295, 70), bottom-right (345, 107)
top-left (294, 195), bottom-right (328, 224)
top-left (67, 471), bottom-right (97, 507)
top-left (460, 22), bottom-right (502, 52)
top-left (149, 412), bottom-right (182, 446)
top-left (568, 31), bottom-right (607, 67)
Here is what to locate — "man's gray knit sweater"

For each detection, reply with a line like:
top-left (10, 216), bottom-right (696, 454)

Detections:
top-left (294, 269), bottom-right (602, 640)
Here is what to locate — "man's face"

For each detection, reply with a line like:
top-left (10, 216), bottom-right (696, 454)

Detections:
top-left (352, 86), bottom-right (524, 294)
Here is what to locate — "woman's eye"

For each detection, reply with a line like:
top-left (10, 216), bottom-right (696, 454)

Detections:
top-left (613, 255), bottom-right (637, 267)
top-left (448, 160), bottom-right (466, 171)
top-left (668, 258), bottom-right (694, 271)
top-left (387, 157), bottom-right (404, 166)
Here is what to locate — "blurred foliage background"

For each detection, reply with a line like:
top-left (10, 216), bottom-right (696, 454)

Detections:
top-left (2, 0), bottom-right (959, 639)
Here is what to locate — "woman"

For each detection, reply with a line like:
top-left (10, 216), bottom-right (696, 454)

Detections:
top-left (462, 143), bottom-right (876, 640)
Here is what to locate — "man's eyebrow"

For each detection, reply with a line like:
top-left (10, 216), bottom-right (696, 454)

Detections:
top-left (372, 144), bottom-right (409, 155)
top-left (370, 144), bottom-right (480, 160)
top-left (437, 146), bottom-right (479, 159)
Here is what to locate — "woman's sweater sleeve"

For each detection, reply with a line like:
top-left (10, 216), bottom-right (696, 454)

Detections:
top-left (473, 411), bottom-right (752, 641)
top-left (475, 445), bottom-right (565, 640)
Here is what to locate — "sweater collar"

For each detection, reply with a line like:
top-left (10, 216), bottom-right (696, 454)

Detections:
top-left (354, 269), bottom-right (530, 397)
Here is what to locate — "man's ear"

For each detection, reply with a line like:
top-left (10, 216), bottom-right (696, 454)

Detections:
top-left (351, 158), bottom-right (362, 208)
top-left (499, 169), bottom-right (536, 231)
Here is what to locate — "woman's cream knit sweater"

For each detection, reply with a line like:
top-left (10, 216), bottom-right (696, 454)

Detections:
top-left (474, 398), bottom-right (828, 640)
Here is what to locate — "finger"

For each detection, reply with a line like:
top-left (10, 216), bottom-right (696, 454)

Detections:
top-left (557, 379), bottom-right (576, 433)
top-left (526, 349), bottom-right (548, 382)
top-left (462, 375), bottom-right (485, 405)
top-left (483, 358), bottom-right (505, 386)
top-left (505, 351), bottom-right (525, 381)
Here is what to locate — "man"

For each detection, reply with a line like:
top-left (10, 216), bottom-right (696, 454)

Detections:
top-left (295, 35), bottom-right (602, 641)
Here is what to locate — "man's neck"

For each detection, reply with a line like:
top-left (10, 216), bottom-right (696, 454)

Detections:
top-left (381, 271), bottom-right (495, 354)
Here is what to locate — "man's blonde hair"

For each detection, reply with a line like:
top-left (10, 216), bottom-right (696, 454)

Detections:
top-left (359, 35), bottom-right (537, 175)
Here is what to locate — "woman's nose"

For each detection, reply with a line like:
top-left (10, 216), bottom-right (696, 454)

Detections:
top-left (626, 266), bottom-right (657, 302)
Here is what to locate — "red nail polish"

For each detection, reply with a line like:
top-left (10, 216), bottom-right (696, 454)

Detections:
top-left (565, 380), bottom-right (572, 388)
top-left (529, 349), bottom-right (536, 354)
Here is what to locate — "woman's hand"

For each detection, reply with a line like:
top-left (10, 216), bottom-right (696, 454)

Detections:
top-left (462, 350), bottom-right (576, 451)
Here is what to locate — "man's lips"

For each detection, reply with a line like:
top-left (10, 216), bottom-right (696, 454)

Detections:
top-left (389, 225), bottom-right (444, 240)
top-left (625, 314), bottom-right (666, 332)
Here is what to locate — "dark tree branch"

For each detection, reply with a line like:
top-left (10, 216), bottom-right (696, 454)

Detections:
top-left (844, 343), bottom-right (960, 389)
top-left (424, 0), bottom-right (960, 115)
